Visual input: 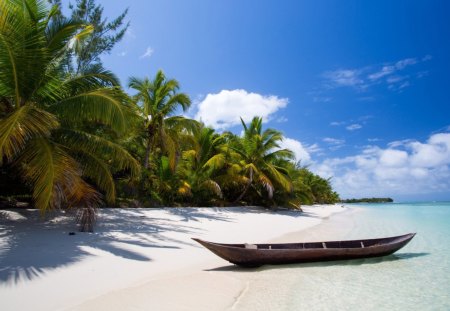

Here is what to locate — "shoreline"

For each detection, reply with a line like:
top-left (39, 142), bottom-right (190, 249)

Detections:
top-left (0, 204), bottom-right (348, 311)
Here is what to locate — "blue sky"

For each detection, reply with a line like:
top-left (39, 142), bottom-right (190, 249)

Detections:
top-left (84, 0), bottom-right (449, 201)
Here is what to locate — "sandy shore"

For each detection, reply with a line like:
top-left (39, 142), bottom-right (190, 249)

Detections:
top-left (0, 205), bottom-right (346, 311)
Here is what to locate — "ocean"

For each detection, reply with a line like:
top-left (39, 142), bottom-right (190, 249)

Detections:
top-left (232, 202), bottom-right (450, 311)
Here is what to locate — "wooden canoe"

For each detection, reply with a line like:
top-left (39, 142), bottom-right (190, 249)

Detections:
top-left (192, 233), bottom-right (416, 267)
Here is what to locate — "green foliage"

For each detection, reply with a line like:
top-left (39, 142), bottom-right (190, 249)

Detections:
top-left (49, 0), bottom-right (129, 73)
top-left (0, 0), bottom-right (137, 230)
top-left (128, 70), bottom-right (195, 170)
top-left (1, 0), bottom-right (342, 232)
top-left (177, 125), bottom-right (228, 205)
top-left (341, 198), bottom-right (393, 203)
top-left (229, 117), bottom-right (294, 204)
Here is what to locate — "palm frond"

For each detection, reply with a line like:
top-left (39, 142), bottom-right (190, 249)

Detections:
top-left (161, 93), bottom-right (191, 115)
top-left (258, 174), bottom-right (274, 199)
top-left (201, 179), bottom-right (223, 198)
top-left (0, 105), bottom-right (59, 163)
top-left (203, 154), bottom-right (226, 171)
top-left (76, 151), bottom-right (115, 203)
top-left (52, 87), bottom-right (130, 132)
top-left (53, 129), bottom-right (140, 177)
top-left (17, 137), bottom-right (100, 212)
top-left (264, 164), bottom-right (292, 192)
top-left (177, 181), bottom-right (192, 198)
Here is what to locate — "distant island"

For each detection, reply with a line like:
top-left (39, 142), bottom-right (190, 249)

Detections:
top-left (340, 198), bottom-right (394, 203)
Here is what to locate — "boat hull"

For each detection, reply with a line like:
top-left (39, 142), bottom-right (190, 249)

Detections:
top-left (192, 233), bottom-right (416, 267)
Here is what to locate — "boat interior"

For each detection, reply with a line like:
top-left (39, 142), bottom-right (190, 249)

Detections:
top-left (197, 234), bottom-right (413, 251)
top-left (249, 241), bottom-right (377, 249)
top-left (230, 238), bottom-right (392, 250)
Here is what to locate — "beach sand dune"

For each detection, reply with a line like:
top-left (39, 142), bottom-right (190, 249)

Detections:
top-left (0, 205), bottom-right (344, 311)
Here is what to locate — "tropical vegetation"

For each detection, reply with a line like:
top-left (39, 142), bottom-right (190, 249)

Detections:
top-left (340, 198), bottom-right (394, 203)
top-left (0, 0), bottom-right (339, 231)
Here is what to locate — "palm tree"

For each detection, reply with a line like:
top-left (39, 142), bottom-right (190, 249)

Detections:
top-left (231, 117), bottom-right (294, 204)
top-left (273, 161), bottom-right (313, 210)
top-left (128, 70), bottom-right (196, 171)
top-left (177, 126), bottom-right (227, 204)
top-left (0, 0), bottom-right (139, 230)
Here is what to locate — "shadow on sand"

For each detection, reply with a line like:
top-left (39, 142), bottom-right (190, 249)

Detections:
top-left (0, 208), bottom-right (231, 284)
top-left (206, 252), bottom-right (430, 272)
top-left (0, 206), bottom-right (321, 284)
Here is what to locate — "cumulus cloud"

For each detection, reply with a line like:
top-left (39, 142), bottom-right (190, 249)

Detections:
top-left (278, 138), bottom-right (312, 163)
top-left (140, 46), bottom-right (154, 59)
top-left (312, 132), bottom-right (450, 198)
top-left (194, 89), bottom-right (288, 130)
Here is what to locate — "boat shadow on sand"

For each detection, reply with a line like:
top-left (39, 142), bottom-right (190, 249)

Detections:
top-left (206, 252), bottom-right (430, 272)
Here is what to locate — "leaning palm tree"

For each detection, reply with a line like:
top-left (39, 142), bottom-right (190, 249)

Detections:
top-left (128, 70), bottom-right (195, 170)
top-left (231, 117), bottom-right (294, 204)
top-left (0, 0), bottom-right (139, 230)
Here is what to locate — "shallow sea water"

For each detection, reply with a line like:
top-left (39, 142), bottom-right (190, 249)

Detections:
top-left (230, 202), bottom-right (450, 311)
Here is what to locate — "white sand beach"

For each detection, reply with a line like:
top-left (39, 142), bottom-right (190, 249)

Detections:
top-left (0, 205), bottom-right (346, 311)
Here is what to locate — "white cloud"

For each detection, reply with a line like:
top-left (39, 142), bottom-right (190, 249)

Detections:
top-left (322, 56), bottom-right (430, 93)
top-left (323, 69), bottom-right (364, 88)
top-left (140, 46), bottom-right (154, 59)
top-left (194, 89), bottom-right (288, 130)
top-left (346, 124), bottom-right (362, 131)
top-left (368, 65), bottom-right (395, 80)
top-left (279, 138), bottom-right (311, 163)
top-left (311, 132), bottom-right (450, 198)
top-left (276, 116), bottom-right (288, 123)
top-left (323, 137), bottom-right (345, 145)
top-left (330, 121), bottom-right (345, 126)
top-left (379, 149), bottom-right (408, 167)
top-left (386, 75), bottom-right (407, 84)
top-left (117, 51), bottom-right (127, 57)
top-left (395, 58), bottom-right (417, 69)
top-left (306, 143), bottom-right (321, 154)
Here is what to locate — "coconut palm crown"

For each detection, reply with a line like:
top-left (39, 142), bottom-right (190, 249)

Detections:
top-left (0, 0), bottom-right (139, 228)
top-left (231, 117), bottom-right (294, 203)
top-left (128, 70), bottom-right (196, 170)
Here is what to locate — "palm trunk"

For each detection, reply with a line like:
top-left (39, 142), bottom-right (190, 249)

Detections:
top-left (144, 124), bottom-right (155, 169)
top-left (234, 167), bottom-right (253, 204)
top-left (143, 139), bottom-right (151, 169)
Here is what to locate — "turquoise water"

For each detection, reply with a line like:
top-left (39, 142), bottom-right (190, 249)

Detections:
top-left (232, 202), bottom-right (450, 311)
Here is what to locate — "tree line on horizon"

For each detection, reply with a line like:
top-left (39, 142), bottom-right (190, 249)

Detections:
top-left (0, 0), bottom-right (339, 231)
top-left (340, 198), bottom-right (394, 204)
